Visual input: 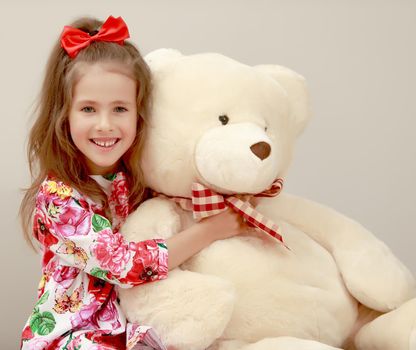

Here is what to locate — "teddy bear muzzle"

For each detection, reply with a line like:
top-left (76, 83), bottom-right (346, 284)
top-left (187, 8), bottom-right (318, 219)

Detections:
top-left (195, 122), bottom-right (279, 193)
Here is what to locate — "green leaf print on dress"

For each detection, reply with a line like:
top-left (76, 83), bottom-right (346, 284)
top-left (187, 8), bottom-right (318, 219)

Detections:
top-left (90, 267), bottom-right (112, 282)
top-left (103, 173), bottom-right (117, 181)
top-left (92, 214), bottom-right (111, 232)
top-left (35, 291), bottom-right (50, 307)
top-left (29, 307), bottom-right (56, 336)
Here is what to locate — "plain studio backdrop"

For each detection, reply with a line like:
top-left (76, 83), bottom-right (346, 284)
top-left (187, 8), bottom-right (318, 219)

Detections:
top-left (1, 0), bottom-right (415, 347)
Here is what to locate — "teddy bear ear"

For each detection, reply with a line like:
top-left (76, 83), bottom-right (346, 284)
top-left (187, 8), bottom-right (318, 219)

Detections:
top-left (255, 65), bottom-right (312, 136)
top-left (144, 48), bottom-right (184, 71)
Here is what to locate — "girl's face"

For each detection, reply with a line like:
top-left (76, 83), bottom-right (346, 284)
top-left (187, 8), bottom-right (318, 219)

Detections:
top-left (69, 62), bottom-right (137, 175)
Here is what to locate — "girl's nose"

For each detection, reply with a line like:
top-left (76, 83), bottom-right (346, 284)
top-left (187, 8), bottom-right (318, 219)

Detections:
top-left (97, 113), bottom-right (114, 131)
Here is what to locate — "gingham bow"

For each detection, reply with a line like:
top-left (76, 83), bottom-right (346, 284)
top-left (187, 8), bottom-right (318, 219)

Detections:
top-left (170, 179), bottom-right (286, 246)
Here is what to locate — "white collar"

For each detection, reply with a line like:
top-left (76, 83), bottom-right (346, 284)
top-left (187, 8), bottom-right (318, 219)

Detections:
top-left (90, 175), bottom-right (112, 196)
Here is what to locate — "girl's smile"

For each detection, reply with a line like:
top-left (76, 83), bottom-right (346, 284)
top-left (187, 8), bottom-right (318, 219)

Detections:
top-left (90, 137), bottom-right (120, 148)
top-left (69, 63), bottom-right (138, 175)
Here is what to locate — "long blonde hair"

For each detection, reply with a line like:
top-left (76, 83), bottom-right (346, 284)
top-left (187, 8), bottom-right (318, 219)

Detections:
top-left (21, 17), bottom-right (152, 248)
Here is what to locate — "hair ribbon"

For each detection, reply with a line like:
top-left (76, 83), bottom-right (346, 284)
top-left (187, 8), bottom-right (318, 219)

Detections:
top-left (60, 16), bottom-right (130, 58)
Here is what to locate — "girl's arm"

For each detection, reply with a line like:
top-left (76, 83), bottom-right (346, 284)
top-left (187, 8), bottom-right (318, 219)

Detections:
top-left (36, 182), bottom-right (167, 288)
top-left (36, 179), bottom-right (243, 288)
top-left (166, 209), bottom-right (244, 270)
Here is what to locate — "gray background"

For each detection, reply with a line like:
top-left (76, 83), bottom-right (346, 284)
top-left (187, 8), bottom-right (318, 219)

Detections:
top-left (1, 0), bottom-right (415, 348)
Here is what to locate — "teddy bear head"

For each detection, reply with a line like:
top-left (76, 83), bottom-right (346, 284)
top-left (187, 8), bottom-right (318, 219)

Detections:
top-left (141, 49), bottom-right (311, 197)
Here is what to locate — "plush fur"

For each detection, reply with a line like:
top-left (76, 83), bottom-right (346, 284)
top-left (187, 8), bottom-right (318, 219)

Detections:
top-left (118, 49), bottom-right (416, 350)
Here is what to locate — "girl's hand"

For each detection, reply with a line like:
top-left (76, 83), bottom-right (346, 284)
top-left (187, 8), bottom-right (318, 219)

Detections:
top-left (166, 209), bottom-right (246, 270)
top-left (198, 208), bottom-right (245, 242)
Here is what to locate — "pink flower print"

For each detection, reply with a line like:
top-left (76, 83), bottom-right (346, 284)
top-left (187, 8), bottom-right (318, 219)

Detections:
top-left (27, 338), bottom-right (50, 350)
top-left (109, 174), bottom-right (130, 229)
top-left (70, 299), bottom-right (101, 329)
top-left (110, 174), bottom-right (129, 207)
top-left (93, 291), bottom-right (121, 330)
top-left (92, 229), bottom-right (130, 275)
top-left (90, 346), bottom-right (108, 350)
top-left (53, 203), bottom-right (91, 237)
top-left (38, 189), bottom-right (71, 217)
top-left (65, 335), bottom-right (82, 350)
top-left (53, 265), bottom-right (79, 288)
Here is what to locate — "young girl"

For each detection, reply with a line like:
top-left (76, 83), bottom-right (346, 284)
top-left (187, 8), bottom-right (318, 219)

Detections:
top-left (20, 15), bottom-right (244, 350)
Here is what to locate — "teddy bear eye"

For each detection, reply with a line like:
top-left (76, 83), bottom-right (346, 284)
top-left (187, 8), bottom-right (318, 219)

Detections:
top-left (264, 126), bottom-right (268, 131)
top-left (219, 115), bottom-right (229, 125)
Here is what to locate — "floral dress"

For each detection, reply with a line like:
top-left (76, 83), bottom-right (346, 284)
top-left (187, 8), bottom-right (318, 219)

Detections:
top-left (20, 172), bottom-right (169, 350)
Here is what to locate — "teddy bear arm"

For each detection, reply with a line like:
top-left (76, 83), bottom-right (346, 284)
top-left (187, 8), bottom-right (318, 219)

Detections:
top-left (258, 193), bottom-right (416, 311)
top-left (120, 197), bottom-right (182, 242)
top-left (257, 193), bottom-right (376, 250)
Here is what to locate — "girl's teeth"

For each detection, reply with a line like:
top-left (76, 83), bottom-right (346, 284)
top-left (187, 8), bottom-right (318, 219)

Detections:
top-left (93, 139), bottom-right (117, 147)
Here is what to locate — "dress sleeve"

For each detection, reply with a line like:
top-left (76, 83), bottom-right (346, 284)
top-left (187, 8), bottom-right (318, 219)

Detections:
top-left (34, 179), bottom-right (168, 288)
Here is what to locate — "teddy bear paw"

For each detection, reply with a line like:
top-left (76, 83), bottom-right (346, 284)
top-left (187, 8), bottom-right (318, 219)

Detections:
top-left (211, 337), bottom-right (341, 350)
top-left (355, 298), bottom-right (416, 350)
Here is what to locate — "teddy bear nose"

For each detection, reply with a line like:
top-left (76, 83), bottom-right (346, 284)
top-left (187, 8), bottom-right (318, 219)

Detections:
top-left (250, 141), bottom-right (271, 160)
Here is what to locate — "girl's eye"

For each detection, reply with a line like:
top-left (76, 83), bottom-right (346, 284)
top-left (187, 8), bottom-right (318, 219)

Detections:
top-left (114, 106), bottom-right (127, 113)
top-left (81, 106), bottom-right (95, 113)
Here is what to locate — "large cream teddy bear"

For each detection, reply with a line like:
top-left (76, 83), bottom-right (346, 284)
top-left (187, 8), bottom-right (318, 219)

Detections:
top-left (118, 49), bottom-right (416, 350)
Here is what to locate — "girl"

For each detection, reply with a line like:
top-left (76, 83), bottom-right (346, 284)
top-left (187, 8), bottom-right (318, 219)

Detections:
top-left (20, 16), bottom-right (244, 350)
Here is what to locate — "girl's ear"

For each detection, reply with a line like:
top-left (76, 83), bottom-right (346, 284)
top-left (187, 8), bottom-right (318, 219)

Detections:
top-left (145, 48), bottom-right (183, 72)
top-left (254, 65), bottom-right (311, 136)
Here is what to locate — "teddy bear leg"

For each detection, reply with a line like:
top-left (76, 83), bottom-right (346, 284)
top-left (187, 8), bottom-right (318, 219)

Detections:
top-left (118, 269), bottom-right (236, 350)
top-left (354, 298), bottom-right (416, 350)
top-left (208, 339), bottom-right (249, 350)
top-left (211, 337), bottom-right (342, 350)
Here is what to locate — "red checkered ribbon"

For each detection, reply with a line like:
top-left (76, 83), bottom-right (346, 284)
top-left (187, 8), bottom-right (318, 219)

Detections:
top-left (162, 178), bottom-right (286, 246)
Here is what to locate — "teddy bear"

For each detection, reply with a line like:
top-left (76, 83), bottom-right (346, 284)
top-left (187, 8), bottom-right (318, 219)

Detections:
top-left (118, 48), bottom-right (416, 350)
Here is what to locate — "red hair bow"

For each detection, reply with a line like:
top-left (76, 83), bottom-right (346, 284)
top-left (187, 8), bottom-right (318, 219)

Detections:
top-left (60, 16), bottom-right (130, 58)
